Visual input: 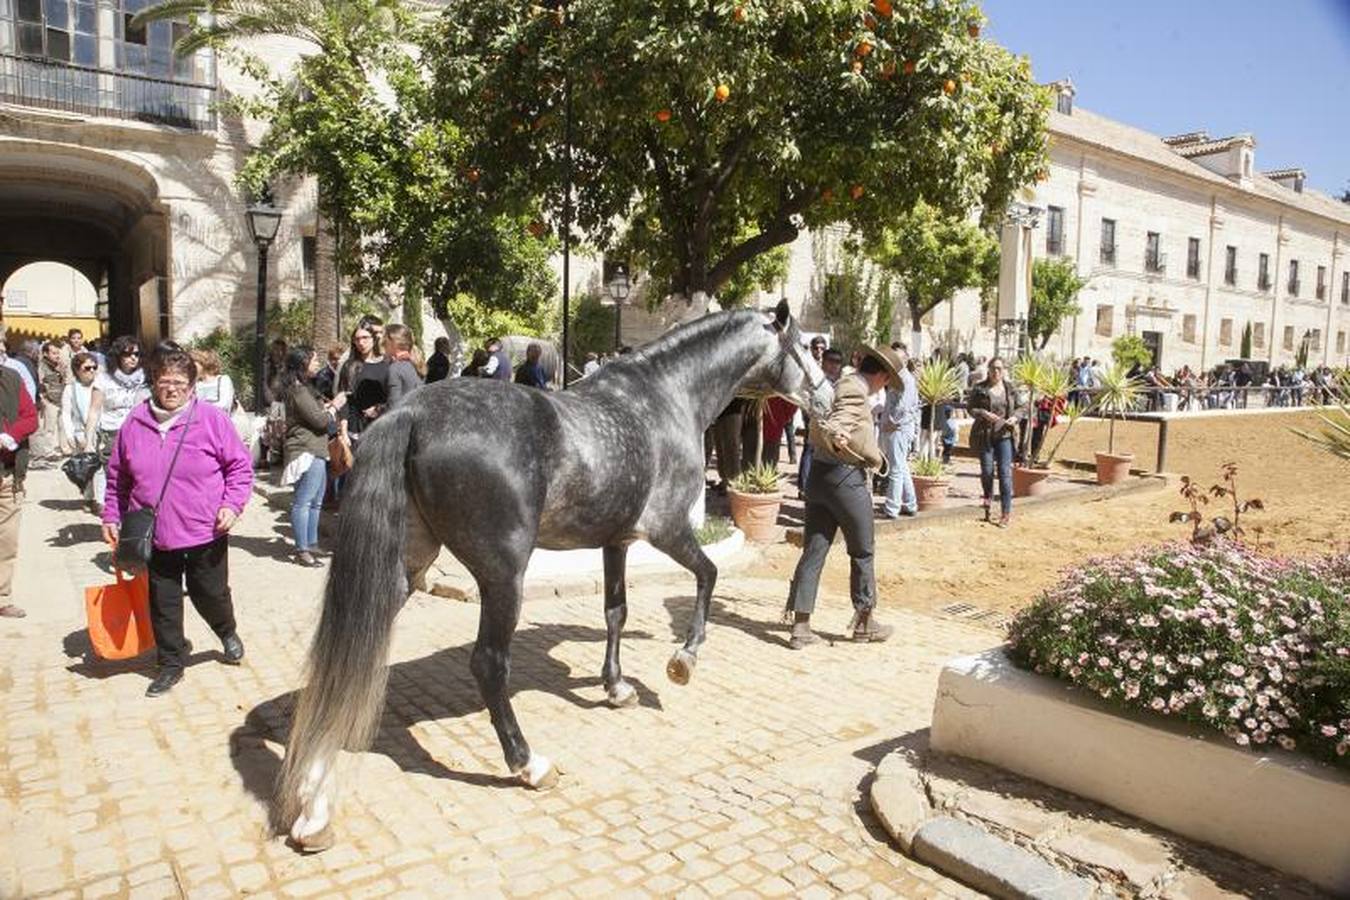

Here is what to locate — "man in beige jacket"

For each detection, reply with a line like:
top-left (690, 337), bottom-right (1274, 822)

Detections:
top-left (784, 345), bottom-right (903, 648)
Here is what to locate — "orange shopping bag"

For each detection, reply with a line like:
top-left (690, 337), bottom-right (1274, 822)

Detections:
top-left (85, 571), bottom-right (155, 660)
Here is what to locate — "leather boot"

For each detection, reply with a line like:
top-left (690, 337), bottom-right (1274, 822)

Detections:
top-left (850, 609), bottom-right (894, 643)
top-left (789, 612), bottom-right (819, 650)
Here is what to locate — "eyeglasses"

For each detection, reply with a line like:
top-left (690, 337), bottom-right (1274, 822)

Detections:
top-left (78, 365), bottom-right (97, 372)
top-left (155, 379), bottom-right (191, 390)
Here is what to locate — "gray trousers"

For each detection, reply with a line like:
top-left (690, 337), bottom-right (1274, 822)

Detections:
top-left (786, 460), bottom-right (876, 615)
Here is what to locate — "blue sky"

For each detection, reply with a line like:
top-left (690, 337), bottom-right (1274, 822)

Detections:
top-left (981, 0), bottom-right (1350, 197)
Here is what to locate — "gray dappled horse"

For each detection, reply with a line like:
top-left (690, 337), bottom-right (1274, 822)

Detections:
top-left (278, 302), bottom-right (824, 850)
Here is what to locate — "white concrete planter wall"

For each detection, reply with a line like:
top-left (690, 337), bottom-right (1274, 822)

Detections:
top-left (930, 650), bottom-right (1350, 895)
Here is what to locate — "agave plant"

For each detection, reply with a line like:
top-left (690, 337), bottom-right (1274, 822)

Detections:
top-left (1011, 356), bottom-right (1073, 467)
top-left (915, 358), bottom-right (964, 459)
top-left (729, 462), bottom-right (782, 495)
top-left (1041, 401), bottom-right (1087, 468)
top-left (1094, 363), bottom-right (1143, 455)
top-left (1291, 403), bottom-right (1350, 463)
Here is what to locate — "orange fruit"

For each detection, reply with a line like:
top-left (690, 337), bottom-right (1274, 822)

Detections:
top-left (863, 13), bottom-right (876, 28)
top-left (528, 220), bottom-right (547, 238)
top-left (857, 40), bottom-right (873, 57)
top-left (655, 108), bottom-right (672, 122)
top-left (850, 184), bottom-right (865, 200)
top-left (881, 61), bottom-right (896, 79)
top-left (902, 60), bottom-right (915, 75)
top-left (733, 5), bottom-right (745, 22)
top-left (968, 22), bottom-right (980, 38)
top-left (943, 78), bottom-right (956, 94)
top-left (714, 83), bottom-right (730, 102)
top-left (467, 167), bottom-right (481, 183)
top-left (873, 0), bottom-right (892, 18)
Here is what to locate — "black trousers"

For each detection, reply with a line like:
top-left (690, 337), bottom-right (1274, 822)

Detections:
top-left (148, 535), bottom-right (235, 671)
top-left (787, 461), bottom-right (876, 616)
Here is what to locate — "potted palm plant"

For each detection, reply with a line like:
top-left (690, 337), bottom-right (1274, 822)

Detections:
top-left (1093, 363), bottom-right (1143, 485)
top-left (1010, 356), bottom-right (1060, 497)
top-left (913, 358), bottom-right (963, 510)
top-left (727, 462), bottom-right (783, 542)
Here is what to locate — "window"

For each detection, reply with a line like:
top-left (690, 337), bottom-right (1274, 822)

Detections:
top-left (1259, 253), bottom-right (1271, 291)
top-left (1311, 328), bottom-right (1322, 352)
top-left (1182, 314), bottom-right (1197, 343)
top-left (1046, 206), bottom-right (1064, 256)
top-left (1343, 271), bottom-right (1350, 305)
top-left (1316, 266), bottom-right (1327, 301)
top-left (1186, 238), bottom-right (1201, 280)
top-left (1056, 92), bottom-right (1073, 115)
top-left (1223, 245), bottom-right (1236, 286)
top-left (1095, 304), bottom-right (1113, 338)
top-left (13, 0), bottom-right (77, 62)
top-left (1288, 259), bottom-right (1299, 296)
top-left (302, 235), bottom-right (317, 290)
top-left (1283, 326), bottom-right (1295, 351)
top-left (1253, 323), bottom-right (1265, 349)
top-left (1338, 331), bottom-right (1346, 355)
top-left (1145, 232), bottom-right (1164, 273)
top-left (1099, 218), bottom-right (1116, 265)
top-left (1219, 318), bottom-right (1233, 347)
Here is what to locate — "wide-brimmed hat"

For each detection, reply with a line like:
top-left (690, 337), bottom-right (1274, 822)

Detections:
top-left (860, 344), bottom-right (905, 389)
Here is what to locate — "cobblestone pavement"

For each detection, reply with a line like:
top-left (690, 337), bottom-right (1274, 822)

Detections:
top-left (2, 469), bottom-right (1000, 898)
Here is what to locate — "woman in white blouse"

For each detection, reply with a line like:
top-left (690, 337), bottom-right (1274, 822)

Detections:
top-left (61, 351), bottom-right (103, 507)
top-left (191, 348), bottom-right (235, 413)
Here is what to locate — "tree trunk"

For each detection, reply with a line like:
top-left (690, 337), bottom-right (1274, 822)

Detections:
top-left (909, 300), bottom-right (925, 358)
top-left (311, 207), bottom-right (340, 348)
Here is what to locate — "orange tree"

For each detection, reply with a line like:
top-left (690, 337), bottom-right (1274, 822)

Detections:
top-left (427, 0), bottom-right (1049, 304)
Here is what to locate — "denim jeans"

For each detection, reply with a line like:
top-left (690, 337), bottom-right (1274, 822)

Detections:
top-left (978, 436), bottom-right (1015, 517)
top-left (882, 424), bottom-right (917, 516)
top-left (291, 456), bottom-right (328, 551)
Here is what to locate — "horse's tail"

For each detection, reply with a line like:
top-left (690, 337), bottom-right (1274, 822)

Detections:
top-left (277, 405), bottom-right (416, 834)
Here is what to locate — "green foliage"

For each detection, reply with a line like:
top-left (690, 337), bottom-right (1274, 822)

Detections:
top-left (915, 357), bottom-right (964, 406)
top-left (817, 240), bottom-right (894, 351)
top-left (729, 462), bottom-right (782, 495)
top-left (911, 456), bottom-right (946, 478)
top-left (1095, 362), bottom-right (1143, 454)
top-left (442, 291), bottom-right (549, 352)
top-left (1111, 335), bottom-right (1152, 370)
top-left (1007, 542), bottom-right (1350, 769)
top-left (267, 298), bottom-right (315, 346)
top-left (694, 516), bottom-right (735, 546)
top-left (433, 0), bottom-right (1049, 300)
top-left (1292, 403), bottom-right (1350, 463)
top-left (567, 292), bottom-right (617, 367)
top-left (1029, 257), bottom-right (1085, 350)
top-left (186, 327), bottom-right (255, 409)
top-left (717, 243), bottom-right (790, 310)
top-left (866, 198), bottom-right (999, 331)
top-left (1240, 321), bottom-right (1253, 359)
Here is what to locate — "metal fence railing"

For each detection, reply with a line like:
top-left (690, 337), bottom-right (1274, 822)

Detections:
top-left (0, 53), bottom-right (216, 131)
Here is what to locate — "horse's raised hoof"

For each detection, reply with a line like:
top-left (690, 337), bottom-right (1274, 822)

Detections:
top-left (606, 680), bottom-right (639, 708)
top-left (289, 824), bottom-right (335, 854)
top-left (516, 754), bottom-right (559, 791)
top-left (666, 649), bottom-right (697, 685)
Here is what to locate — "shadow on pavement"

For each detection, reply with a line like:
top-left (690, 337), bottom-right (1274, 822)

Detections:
top-left (229, 534), bottom-right (302, 563)
top-left (63, 628), bottom-right (232, 679)
top-left (229, 620), bottom-right (662, 833)
top-left (39, 498), bottom-right (88, 512)
top-left (661, 595), bottom-right (855, 649)
top-left (47, 522), bottom-right (104, 548)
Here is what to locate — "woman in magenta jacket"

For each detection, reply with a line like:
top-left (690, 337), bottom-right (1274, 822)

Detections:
top-left (101, 346), bottom-right (254, 697)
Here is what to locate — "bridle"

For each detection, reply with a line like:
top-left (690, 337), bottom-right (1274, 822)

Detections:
top-left (772, 320), bottom-right (829, 413)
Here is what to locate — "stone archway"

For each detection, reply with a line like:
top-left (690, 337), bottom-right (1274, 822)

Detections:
top-left (0, 139), bottom-right (169, 344)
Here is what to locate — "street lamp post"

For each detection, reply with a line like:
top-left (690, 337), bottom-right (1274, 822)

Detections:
top-left (245, 198), bottom-right (282, 412)
top-left (607, 263), bottom-right (630, 351)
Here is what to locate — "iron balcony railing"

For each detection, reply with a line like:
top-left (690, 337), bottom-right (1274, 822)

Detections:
top-left (1259, 273), bottom-right (1272, 291)
top-left (1288, 279), bottom-right (1300, 296)
top-left (1100, 244), bottom-right (1116, 266)
top-left (0, 52), bottom-right (215, 131)
top-left (1145, 250), bottom-right (1167, 273)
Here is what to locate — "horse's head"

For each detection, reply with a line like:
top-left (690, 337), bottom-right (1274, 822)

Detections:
top-left (748, 300), bottom-right (833, 419)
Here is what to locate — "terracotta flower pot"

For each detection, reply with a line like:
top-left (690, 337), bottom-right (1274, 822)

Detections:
top-left (727, 489), bottom-right (783, 542)
top-left (1012, 465), bottom-right (1053, 498)
top-left (1094, 451), bottom-right (1134, 485)
top-left (911, 475), bottom-right (950, 511)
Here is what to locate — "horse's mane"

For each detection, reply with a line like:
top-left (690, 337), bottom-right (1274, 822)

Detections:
top-left (615, 309), bottom-right (764, 369)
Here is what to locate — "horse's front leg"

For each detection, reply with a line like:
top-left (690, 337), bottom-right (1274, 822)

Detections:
top-left (602, 544), bottom-right (638, 707)
top-left (653, 528), bottom-right (717, 685)
top-left (471, 576), bottom-right (558, 789)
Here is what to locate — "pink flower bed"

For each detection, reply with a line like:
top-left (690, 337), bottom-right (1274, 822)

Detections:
top-left (1006, 541), bottom-right (1350, 768)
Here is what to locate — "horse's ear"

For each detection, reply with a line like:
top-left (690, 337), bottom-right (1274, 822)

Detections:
top-left (774, 299), bottom-right (791, 329)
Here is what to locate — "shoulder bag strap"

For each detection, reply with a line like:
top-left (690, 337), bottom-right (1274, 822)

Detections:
top-left (152, 402), bottom-right (196, 515)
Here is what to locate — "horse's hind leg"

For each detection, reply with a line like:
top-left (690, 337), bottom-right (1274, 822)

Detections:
top-left (651, 528), bottom-right (717, 685)
top-left (404, 503), bottom-right (442, 596)
top-left (471, 576), bottom-right (558, 789)
top-left (601, 544), bottom-right (638, 708)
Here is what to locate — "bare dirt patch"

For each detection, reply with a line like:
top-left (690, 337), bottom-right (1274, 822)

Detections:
top-left (756, 410), bottom-right (1348, 619)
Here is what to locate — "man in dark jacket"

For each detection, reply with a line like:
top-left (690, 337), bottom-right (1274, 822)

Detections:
top-left (425, 337), bottom-right (452, 384)
top-left (0, 364), bottom-right (37, 617)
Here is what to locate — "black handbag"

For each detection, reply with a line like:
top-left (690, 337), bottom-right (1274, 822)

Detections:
top-left (61, 452), bottom-right (101, 490)
top-left (113, 406), bottom-right (195, 574)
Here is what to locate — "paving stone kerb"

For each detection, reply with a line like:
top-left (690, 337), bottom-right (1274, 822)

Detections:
top-left (930, 650), bottom-right (1350, 895)
top-left (2, 468), bottom-right (997, 898)
top-left (911, 817), bottom-right (1099, 900)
